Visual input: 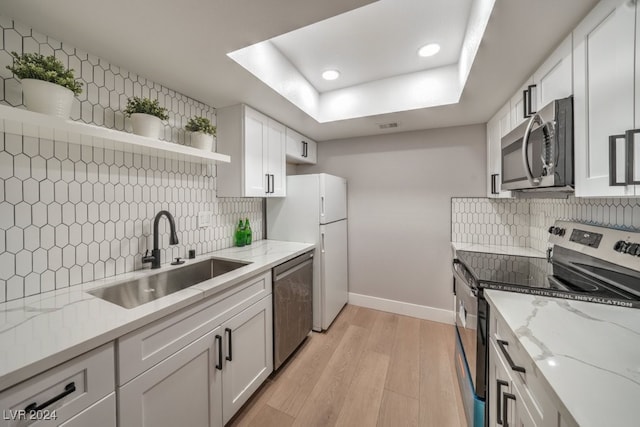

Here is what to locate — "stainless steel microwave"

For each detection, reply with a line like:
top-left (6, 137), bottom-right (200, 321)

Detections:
top-left (501, 96), bottom-right (574, 191)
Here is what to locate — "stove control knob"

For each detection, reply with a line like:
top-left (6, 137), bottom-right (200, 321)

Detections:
top-left (548, 226), bottom-right (556, 234)
top-left (627, 243), bottom-right (640, 255)
top-left (557, 228), bottom-right (566, 236)
top-left (614, 240), bottom-right (628, 253)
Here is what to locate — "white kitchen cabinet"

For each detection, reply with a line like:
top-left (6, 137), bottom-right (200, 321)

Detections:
top-left (0, 344), bottom-right (115, 427)
top-left (487, 104), bottom-right (512, 198)
top-left (574, 0), bottom-right (639, 197)
top-left (286, 127), bottom-right (317, 165)
top-left (533, 34), bottom-right (573, 110)
top-left (59, 393), bottom-right (116, 427)
top-left (221, 294), bottom-right (273, 424)
top-left (119, 328), bottom-right (224, 427)
top-left (510, 77), bottom-right (535, 131)
top-left (216, 104), bottom-right (286, 197)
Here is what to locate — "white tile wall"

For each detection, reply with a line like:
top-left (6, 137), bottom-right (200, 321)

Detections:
top-left (452, 196), bottom-right (640, 253)
top-left (0, 17), bottom-right (263, 302)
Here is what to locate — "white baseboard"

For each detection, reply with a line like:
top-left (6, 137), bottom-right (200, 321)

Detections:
top-left (348, 292), bottom-right (454, 325)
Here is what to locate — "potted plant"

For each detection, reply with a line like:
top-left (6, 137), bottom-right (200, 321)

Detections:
top-left (123, 97), bottom-right (169, 138)
top-left (185, 116), bottom-right (216, 151)
top-left (6, 51), bottom-right (83, 118)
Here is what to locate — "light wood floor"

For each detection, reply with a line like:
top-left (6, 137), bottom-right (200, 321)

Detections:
top-left (229, 304), bottom-right (467, 427)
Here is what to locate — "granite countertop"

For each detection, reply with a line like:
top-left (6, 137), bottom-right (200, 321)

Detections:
top-left (484, 290), bottom-right (640, 427)
top-left (451, 242), bottom-right (546, 258)
top-left (0, 240), bottom-right (315, 391)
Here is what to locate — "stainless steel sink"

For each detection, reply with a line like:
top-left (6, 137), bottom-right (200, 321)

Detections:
top-left (88, 258), bottom-right (250, 309)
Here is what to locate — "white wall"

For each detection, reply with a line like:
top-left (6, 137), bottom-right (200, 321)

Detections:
top-left (299, 125), bottom-right (486, 318)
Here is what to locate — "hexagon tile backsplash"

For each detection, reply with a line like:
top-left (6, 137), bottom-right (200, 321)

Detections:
top-left (452, 197), bottom-right (640, 253)
top-left (0, 17), bottom-right (263, 303)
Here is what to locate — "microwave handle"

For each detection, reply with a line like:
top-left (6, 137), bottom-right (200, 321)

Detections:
top-left (522, 114), bottom-right (541, 185)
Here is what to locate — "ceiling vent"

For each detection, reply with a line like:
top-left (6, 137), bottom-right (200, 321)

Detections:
top-left (378, 122), bottom-right (399, 130)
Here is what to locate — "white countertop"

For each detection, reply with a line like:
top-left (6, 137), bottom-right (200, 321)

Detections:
top-left (485, 290), bottom-right (640, 427)
top-left (451, 242), bottom-right (546, 258)
top-left (0, 240), bottom-right (314, 391)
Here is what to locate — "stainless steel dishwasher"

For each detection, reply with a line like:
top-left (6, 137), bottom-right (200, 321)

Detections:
top-left (273, 251), bottom-right (314, 369)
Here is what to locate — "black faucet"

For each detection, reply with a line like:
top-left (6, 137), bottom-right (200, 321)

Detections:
top-left (142, 210), bottom-right (179, 269)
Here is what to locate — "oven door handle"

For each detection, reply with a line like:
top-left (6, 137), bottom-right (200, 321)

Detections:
top-left (521, 113), bottom-right (549, 186)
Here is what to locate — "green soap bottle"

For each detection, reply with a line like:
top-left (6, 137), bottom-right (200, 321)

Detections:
top-left (245, 218), bottom-right (252, 245)
top-left (234, 219), bottom-right (245, 247)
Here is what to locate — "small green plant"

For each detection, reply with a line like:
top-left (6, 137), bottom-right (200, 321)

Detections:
top-left (6, 51), bottom-right (83, 95)
top-left (123, 97), bottom-right (169, 120)
top-left (185, 116), bottom-right (216, 137)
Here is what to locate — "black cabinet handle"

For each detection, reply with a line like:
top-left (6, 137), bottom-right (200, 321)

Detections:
top-left (609, 134), bottom-right (628, 186)
top-left (502, 391), bottom-right (516, 427)
top-left (225, 327), bottom-right (233, 361)
top-left (527, 84), bottom-right (537, 116)
top-left (304, 141), bottom-right (308, 157)
top-left (625, 129), bottom-right (640, 185)
top-left (215, 334), bottom-right (223, 370)
top-left (497, 340), bottom-right (526, 373)
top-left (265, 173), bottom-right (270, 193)
top-left (522, 90), bottom-right (529, 119)
top-left (496, 379), bottom-right (508, 425)
top-left (491, 174), bottom-right (499, 195)
top-left (270, 174), bottom-right (275, 193)
top-left (24, 382), bottom-right (76, 413)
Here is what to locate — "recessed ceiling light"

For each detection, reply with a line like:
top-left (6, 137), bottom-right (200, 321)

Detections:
top-left (322, 70), bottom-right (340, 81)
top-left (418, 43), bottom-right (441, 57)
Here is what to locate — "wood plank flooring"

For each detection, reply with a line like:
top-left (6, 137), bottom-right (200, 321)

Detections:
top-left (228, 305), bottom-right (467, 427)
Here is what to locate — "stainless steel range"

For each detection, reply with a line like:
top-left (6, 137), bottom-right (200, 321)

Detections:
top-left (452, 221), bottom-right (640, 427)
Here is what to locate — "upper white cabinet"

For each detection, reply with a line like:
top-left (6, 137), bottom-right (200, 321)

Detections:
top-left (487, 104), bottom-right (512, 198)
top-left (533, 35), bottom-right (573, 110)
top-left (216, 104), bottom-right (286, 197)
top-left (286, 128), bottom-right (317, 165)
top-left (574, 0), bottom-right (639, 197)
top-left (510, 77), bottom-right (535, 131)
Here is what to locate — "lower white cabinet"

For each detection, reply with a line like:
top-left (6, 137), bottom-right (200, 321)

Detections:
top-left (59, 393), bottom-right (116, 427)
top-left (117, 272), bottom-right (274, 427)
top-left (119, 329), bottom-right (224, 427)
top-left (221, 294), bottom-right (273, 424)
top-left (0, 344), bottom-right (115, 427)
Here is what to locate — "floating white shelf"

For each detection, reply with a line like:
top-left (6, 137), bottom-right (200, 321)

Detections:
top-left (0, 104), bottom-right (230, 164)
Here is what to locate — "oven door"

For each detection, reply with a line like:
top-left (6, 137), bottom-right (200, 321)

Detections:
top-left (453, 261), bottom-right (485, 426)
top-left (453, 262), bottom-right (478, 390)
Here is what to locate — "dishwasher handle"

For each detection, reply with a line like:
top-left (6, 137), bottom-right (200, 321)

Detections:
top-left (274, 258), bottom-right (313, 282)
top-left (273, 251), bottom-right (314, 278)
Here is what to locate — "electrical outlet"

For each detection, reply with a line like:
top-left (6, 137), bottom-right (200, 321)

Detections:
top-left (198, 211), bottom-right (212, 228)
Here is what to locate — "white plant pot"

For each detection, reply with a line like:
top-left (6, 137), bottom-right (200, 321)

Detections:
top-left (131, 113), bottom-right (163, 139)
top-left (191, 132), bottom-right (214, 151)
top-left (21, 79), bottom-right (74, 119)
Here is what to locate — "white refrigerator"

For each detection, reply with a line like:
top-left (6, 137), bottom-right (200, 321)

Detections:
top-left (267, 174), bottom-right (348, 331)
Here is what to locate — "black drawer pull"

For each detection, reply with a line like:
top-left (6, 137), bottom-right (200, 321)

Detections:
top-left (497, 339), bottom-right (526, 373)
top-left (502, 391), bottom-right (516, 427)
top-left (24, 382), bottom-right (76, 413)
top-left (215, 334), bottom-right (223, 370)
top-left (496, 379), bottom-right (508, 425)
top-left (225, 327), bottom-right (233, 361)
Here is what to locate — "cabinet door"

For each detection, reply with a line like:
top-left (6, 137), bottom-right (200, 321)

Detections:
top-left (59, 393), bottom-right (116, 427)
top-left (221, 295), bottom-right (273, 424)
top-left (488, 341), bottom-right (512, 427)
top-left (243, 107), bottom-right (269, 197)
top-left (533, 34), bottom-right (573, 109)
top-left (574, 0), bottom-right (636, 197)
top-left (511, 382), bottom-right (538, 427)
top-left (499, 101), bottom-right (512, 138)
top-left (119, 328), bottom-right (223, 427)
top-left (266, 120), bottom-right (286, 197)
top-left (510, 78), bottom-right (534, 131)
top-left (305, 138), bottom-right (317, 164)
top-left (487, 105), bottom-right (512, 198)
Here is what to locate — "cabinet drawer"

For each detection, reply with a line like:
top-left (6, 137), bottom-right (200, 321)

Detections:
top-left (0, 343), bottom-right (115, 427)
top-left (491, 311), bottom-right (557, 426)
top-left (118, 271), bottom-right (272, 385)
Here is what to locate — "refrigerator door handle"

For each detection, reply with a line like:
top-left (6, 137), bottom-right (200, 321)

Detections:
top-left (321, 232), bottom-right (325, 253)
top-left (321, 196), bottom-right (325, 217)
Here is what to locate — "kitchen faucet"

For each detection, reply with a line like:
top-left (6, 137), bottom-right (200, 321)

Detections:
top-left (142, 210), bottom-right (179, 269)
